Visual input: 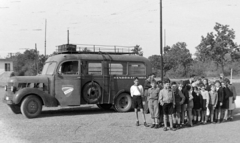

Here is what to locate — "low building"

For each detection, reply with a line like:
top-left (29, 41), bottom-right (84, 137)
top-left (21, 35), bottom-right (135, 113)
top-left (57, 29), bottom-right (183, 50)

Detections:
top-left (0, 59), bottom-right (13, 74)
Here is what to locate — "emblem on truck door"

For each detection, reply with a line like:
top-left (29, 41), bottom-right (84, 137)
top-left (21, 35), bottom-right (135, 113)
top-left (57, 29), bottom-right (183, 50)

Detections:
top-left (62, 85), bottom-right (74, 97)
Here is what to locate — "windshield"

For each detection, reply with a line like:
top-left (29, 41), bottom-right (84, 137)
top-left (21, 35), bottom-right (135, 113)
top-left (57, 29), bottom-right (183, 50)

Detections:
top-left (41, 62), bottom-right (57, 75)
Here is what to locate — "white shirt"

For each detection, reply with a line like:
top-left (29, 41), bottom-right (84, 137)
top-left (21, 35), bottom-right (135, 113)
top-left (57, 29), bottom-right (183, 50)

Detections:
top-left (189, 91), bottom-right (193, 100)
top-left (201, 90), bottom-right (209, 107)
top-left (130, 85), bottom-right (143, 97)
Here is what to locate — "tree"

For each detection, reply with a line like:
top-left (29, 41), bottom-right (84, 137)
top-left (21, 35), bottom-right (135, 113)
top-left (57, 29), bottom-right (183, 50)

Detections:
top-left (38, 54), bottom-right (48, 74)
top-left (168, 42), bottom-right (193, 76)
top-left (148, 55), bottom-right (173, 76)
top-left (148, 43), bottom-right (193, 77)
top-left (8, 50), bottom-right (48, 76)
top-left (131, 45), bottom-right (143, 56)
top-left (195, 23), bottom-right (238, 73)
top-left (164, 45), bottom-right (171, 54)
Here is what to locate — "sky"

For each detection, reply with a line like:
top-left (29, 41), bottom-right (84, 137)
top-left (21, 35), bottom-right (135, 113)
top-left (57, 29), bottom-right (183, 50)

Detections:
top-left (0, 0), bottom-right (240, 58)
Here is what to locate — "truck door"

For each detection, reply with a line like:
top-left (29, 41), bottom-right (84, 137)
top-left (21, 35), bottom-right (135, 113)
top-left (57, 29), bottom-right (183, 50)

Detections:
top-left (101, 61), bottom-right (110, 103)
top-left (55, 60), bottom-right (81, 106)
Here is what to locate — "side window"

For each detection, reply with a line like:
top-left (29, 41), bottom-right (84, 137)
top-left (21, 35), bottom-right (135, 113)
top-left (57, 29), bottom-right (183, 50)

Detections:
top-left (128, 63), bottom-right (146, 75)
top-left (59, 61), bottom-right (78, 75)
top-left (81, 61), bottom-right (88, 75)
top-left (88, 63), bottom-right (102, 75)
top-left (109, 63), bottom-right (127, 75)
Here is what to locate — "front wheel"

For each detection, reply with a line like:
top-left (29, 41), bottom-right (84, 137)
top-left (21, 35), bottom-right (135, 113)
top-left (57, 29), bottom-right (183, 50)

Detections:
top-left (20, 95), bottom-right (42, 119)
top-left (8, 105), bottom-right (21, 114)
top-left (97, 104), bottom-right (113, 110)
top-left (114, 93), bottom-right (132, 112)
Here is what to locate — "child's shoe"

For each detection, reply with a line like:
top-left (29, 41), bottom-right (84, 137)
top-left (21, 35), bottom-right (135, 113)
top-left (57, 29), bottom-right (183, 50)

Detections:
top-left (222, 119), bottom-right (227, 123)
top-left (150, 124), bottom-right (155, 128)
top-left (136, 121), bottom-right (140, 126)
top-left (154, 124), bottom-right (159, 129)
top-left (163, 127), bottom-right (167, 131)
top-left (181, 123), bottom-right (185, 128)
top-left (158, 122), bottom-right (163, 127)
top-left (193, 121), bottom-right (196, 124)
top-left (176, 124), bottom-right (180, 129)
top-left (144, 122), bottom-right (149, 127)
top-left (170, 127), bottom-right (176, 131)
top-left (186, 124), bottom-right (193, 127)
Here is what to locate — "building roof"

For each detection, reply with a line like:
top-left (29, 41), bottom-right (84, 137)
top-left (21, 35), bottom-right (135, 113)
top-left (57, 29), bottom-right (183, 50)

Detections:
top-left (0, 59), bottom-right (13, 62)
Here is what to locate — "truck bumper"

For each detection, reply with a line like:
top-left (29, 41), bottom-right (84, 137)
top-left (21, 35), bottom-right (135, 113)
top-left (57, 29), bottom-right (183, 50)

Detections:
top-left (2, 97), bottom-right (14, 105)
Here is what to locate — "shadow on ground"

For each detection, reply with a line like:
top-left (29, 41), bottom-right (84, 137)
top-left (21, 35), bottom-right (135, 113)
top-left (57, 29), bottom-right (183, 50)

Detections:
top-left (232, 108), bottom-right (240, 121)
top-left (38, 106), bottom-right (118, 118)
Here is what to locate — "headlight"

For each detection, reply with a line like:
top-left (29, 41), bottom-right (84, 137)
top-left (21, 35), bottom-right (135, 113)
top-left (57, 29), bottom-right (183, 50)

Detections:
top-left (10, 86), bottom-right (16, 92)
top-left (4, 85), bottom-right (7, 91)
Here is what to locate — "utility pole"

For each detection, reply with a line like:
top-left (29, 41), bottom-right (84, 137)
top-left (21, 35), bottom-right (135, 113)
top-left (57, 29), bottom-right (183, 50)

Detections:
top-left (67, 29), bottom-right (69, 44)
top-left (160, 0), bottom-right (164, 83)
top-left (44, 19), bottom-right (47, 56)
top-left (164, 29), bottom-right (166, 47)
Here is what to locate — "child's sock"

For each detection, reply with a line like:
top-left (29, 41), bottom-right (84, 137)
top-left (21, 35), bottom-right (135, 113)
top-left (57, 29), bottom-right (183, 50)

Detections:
top-left (194, 116), bottom-right (197, 123)
top-left (169, 115), bottom-right (173, 128)
top-left (198, 116), bottom-right (201, 122)
top-left (164, 115), bottom-right (167, 127)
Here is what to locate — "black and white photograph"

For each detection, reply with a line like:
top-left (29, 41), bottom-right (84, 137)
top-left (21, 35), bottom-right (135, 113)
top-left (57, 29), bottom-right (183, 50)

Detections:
top-left (0, 0), bottom-right (240, 142)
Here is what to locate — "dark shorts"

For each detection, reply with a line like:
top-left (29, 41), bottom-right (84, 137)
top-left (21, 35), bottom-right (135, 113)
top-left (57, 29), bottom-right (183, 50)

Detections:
top-left (202, 99), bottom-right (207, 111)
top-left (222, 99), bottom-right (229, 110)
top-left (174, 104), bottom-right (182, 113)
top-left (216, 102), bottom-right (222, 110)
top-left (163, 103), bottom-right (173, 115)
top-left (132, 96), bottom-right (143, 109)
top-left (208, 104), bottom-right (215, 112)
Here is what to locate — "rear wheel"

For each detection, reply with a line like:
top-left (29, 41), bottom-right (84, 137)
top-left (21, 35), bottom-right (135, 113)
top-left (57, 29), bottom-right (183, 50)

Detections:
top-left (20, 95), bottom-right (42, 119)
top-left (114, 93), bottom-right (132, 112)
top-left (8, 105), bottom-right (21, 114)
top-left (97, 104), bottom-right (112, 110)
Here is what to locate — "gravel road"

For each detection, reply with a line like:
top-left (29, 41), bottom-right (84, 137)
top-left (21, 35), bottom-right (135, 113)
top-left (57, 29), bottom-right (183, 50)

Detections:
top-left (0, 88), bottom-right (240, 143)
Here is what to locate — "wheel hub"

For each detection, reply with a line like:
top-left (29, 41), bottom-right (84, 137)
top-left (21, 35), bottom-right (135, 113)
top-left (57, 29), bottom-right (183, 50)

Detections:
top-left (27, 100), bottom-right (38, 113)
top-left (119, 97), bottom-right (128, 108)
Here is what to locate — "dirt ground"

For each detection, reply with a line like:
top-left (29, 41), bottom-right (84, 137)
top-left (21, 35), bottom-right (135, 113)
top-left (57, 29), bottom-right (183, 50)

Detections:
top-left (0, 88), bottom-right (240, 143)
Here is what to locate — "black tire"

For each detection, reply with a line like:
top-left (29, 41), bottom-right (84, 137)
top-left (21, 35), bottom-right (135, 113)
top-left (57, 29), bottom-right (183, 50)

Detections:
top-left (83, 82), bottom-right (101, 104)
top-left (114, 93), bottom-right (132, 112)
top-left (8, 105), bottom-right (21, 114)
top-left (97, 104), bottom-right (112, 110)
top-left (20, 95), bottom-right (42, 119)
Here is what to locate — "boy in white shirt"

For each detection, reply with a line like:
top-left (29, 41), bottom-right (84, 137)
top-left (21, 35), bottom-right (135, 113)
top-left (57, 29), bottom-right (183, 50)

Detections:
top-left (130, 77), bottom-right (148, 127)
top-left (200, 84), bottom-right (210, 124)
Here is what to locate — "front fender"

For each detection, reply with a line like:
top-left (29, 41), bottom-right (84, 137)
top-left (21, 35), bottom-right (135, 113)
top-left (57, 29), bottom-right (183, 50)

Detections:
top-left (13, 88), bottom-right (58, 107)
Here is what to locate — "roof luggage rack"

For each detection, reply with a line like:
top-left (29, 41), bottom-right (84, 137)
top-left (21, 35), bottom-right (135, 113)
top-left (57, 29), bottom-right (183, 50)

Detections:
top-left (56, 44), bottom-right (135, 55)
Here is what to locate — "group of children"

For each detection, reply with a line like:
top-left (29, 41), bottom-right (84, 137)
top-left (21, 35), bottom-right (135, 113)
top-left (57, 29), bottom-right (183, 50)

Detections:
top-left (130, 74), bottom-right (237, 131)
